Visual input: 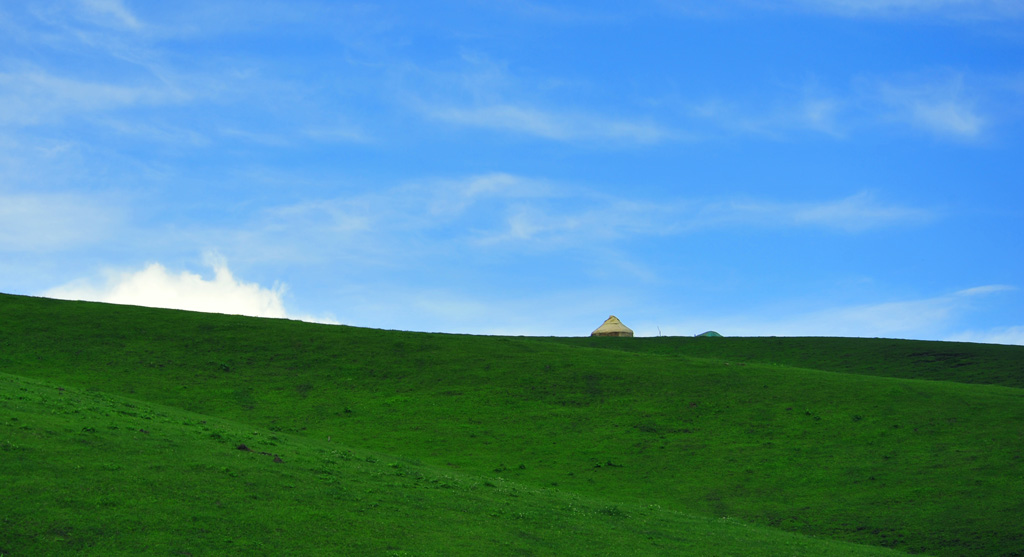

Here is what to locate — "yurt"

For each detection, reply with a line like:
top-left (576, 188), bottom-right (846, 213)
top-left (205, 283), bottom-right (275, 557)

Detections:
top-left (591, 316), bottom-right (634, 337)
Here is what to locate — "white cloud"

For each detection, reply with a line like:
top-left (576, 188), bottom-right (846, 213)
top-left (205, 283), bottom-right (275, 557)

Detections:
top-left (42, 252), bottom-right (337, 323)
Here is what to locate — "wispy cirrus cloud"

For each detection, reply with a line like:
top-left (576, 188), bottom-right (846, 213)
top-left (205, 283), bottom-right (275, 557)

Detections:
top-left (805, 285), bottom-right (1014, 337)
top-left (257, 173), bottom-right (556, 248)
top-left (907, 99), bottom-right (984, 137)
top-left (2, 2), bottom-right (373, 149)
top-left (0, 70), bottom-right (190, 126)
top-left (661, 284), bottom-right (1017, 341)
top-left (683, 71), bottom-right (995, 140)
top-left (728, 191), bottom-right (936, 232)
top-left (779, 0), bottom-right (1024, 20)
top-left (659, 0), bottom-right (1024, 21)
top-left (872, 73), bottom-right (986, 138)
top-left (0, 190), bottom-right (125, 251)
top-left (283, 280), bottom-right (1018, 339)
top-left (484, 0), bottom-right (627, 24)
top-left (78, 0), bottom-right (143, 30)
top-left (423, 103), bottom-right (675, 143)
top-left (254, 174), bottom-right (935, 263)
top-left (302, 121), bottom-right (374, 144)
top-left (684, 91), bottom-right (847, 139)
top-left (470, 198), bottom-right (678, 246)
top-left (403, 51), bottom-right (678, 145)
top-left (950, 325), bottom-right (1024, 346)
top-left (474, 191), bottom-right (933, 246)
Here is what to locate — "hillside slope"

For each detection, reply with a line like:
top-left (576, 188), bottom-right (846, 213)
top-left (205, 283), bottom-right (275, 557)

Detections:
top-left (2, 293), bottom-right (1023, 556)
top-left (544, 335), bottom-right (1024, 388)
top-left (1, 371), bottom-right (907, 556)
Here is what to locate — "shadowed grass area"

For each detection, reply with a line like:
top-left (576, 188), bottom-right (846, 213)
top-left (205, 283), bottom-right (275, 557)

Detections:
top-left (543, 335), bottom-right (1024, 388)
top-left (2, 293), bottom-right (1023, 555)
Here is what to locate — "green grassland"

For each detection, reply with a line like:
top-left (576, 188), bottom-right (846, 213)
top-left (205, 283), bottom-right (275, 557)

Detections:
top-left (546, 335), bottom-right (1024, 388)
top-left (2, 293), bottom-right (1023, 556)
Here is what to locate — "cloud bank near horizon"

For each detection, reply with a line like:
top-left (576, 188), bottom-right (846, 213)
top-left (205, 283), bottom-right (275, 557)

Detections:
top-left (34, 259), bottom-right (1021, 346)
top-left (43, 253), bottom-right (336, 324)
top-left (657, 285), bottom-right (1018, 341)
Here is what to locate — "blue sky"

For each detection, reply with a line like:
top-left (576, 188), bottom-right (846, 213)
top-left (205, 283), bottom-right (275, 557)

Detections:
top-left (2, 0), bottom-right (1023, 343)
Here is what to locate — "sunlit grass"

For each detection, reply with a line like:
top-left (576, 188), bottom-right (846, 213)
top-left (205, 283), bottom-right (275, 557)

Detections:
top-left (1, 373), bottom-right (906, 556)
top-left (2, 293), bottom-right (1022, 555)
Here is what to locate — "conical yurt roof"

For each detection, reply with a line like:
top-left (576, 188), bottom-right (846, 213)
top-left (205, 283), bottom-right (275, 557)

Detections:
top-left (591, 315), bottom-right (634, 336)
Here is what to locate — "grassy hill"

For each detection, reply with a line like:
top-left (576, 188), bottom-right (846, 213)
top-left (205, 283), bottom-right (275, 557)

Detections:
top-left (545, 335), bottom-right (1024, 388)
top-left (2, 293), bottom-right (1023, 556)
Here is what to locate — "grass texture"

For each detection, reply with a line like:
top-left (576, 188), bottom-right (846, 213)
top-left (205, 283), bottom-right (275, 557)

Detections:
top-left (2, 293), bottom-right (1022, 556)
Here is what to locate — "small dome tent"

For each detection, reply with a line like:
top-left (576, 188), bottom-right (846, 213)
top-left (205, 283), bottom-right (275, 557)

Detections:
top-left (697, 331), bottom-right (723, 337)
top-left (591, 316), bottom-right (634, 338)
